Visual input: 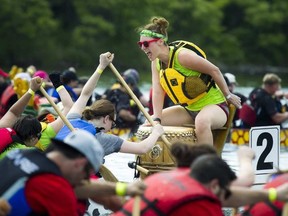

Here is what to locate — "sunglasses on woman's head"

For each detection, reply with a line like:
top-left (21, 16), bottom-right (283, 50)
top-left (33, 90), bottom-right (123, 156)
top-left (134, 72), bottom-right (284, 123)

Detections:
top-left (137, 38), bottom-right (160, 48)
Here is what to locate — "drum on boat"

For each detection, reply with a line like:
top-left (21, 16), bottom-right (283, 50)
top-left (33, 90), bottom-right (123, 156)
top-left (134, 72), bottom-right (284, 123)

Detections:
top-left (135, 126), bottom-right (197, 179)
top-left (133, 104), bottom-right (236, 179)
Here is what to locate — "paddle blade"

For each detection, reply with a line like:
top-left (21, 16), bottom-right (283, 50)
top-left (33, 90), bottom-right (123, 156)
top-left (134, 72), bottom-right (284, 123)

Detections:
top-left (99, 165), bottom-right (118, 182)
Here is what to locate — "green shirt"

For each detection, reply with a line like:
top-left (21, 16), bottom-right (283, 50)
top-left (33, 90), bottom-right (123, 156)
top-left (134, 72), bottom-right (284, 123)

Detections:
top-left (0, 142), bottom-right (31, 159)
top-left (35, 123), bottom-right (57, 151)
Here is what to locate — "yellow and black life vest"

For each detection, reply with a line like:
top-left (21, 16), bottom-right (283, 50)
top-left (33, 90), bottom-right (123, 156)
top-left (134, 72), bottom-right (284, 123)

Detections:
top-left (160, 40), bottom-right (215, 106)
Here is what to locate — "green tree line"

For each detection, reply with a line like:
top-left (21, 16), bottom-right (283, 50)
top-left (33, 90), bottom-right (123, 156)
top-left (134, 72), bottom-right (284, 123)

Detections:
top-left (0, 0), bottom-right (287, 75)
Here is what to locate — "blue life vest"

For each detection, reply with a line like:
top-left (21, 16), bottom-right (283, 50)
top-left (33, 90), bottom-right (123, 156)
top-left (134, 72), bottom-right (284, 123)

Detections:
top-left (56, 118), bottom-right (96, 140)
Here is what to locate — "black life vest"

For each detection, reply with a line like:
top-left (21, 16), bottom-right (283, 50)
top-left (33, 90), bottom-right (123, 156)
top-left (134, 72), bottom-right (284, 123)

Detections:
top-left (0, 149), bottom-right (61, 216)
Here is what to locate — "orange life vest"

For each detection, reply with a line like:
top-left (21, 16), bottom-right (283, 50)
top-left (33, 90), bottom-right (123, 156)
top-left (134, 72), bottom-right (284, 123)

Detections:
top-left (117, 169), bottom-right (221, 215)
top-left (242, 173), bottom-right (288, 216)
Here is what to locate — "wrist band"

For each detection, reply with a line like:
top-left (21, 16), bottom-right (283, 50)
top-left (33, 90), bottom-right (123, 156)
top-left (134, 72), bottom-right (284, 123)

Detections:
top-left (41, 82), bottom-right (46, 88)
top-left (226, 94), bottom-right (232, 100)
top-left (56, 85), bottom-right (64, 92)
top-left (96, 68), bottom-right (103, 74)
top-left (153, 117), bottom-right (161, 124)
top-left (115, 182), bottom-right (127, 196)
top-left (28, 88), bottom-right (35, 96)
top-left (268, 188), bottom-right (277, 202)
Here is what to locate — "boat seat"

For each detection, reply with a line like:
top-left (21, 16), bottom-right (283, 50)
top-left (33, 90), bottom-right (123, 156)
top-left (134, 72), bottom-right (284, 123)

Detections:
top-left (213, 104), bottom-right (236, 155)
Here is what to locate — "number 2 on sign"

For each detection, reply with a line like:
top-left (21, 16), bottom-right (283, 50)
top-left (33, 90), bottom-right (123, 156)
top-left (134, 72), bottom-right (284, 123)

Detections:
top-left (250, 126), bottom-right (280, 175)
top-left (256, 132), bottom-right (273, 170)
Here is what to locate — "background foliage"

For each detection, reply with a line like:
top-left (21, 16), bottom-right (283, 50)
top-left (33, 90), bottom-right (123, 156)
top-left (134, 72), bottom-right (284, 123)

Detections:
top-left (0, 0), bottom-right (287, 77)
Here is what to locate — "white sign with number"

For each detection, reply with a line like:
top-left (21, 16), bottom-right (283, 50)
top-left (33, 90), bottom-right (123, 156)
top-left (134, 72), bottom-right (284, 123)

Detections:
top-left (249, 125), bottom-right (280, 175)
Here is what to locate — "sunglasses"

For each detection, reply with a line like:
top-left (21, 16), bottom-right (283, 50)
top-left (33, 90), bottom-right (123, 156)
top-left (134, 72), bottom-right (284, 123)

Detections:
top-left (110, 118), bottom-right (117, 129)
top-left (137, 38), bottom-right (160, 48)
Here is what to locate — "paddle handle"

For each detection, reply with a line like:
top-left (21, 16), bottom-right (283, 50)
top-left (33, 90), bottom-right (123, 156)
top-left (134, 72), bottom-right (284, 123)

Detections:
top-left (132, 196), bottom-right (141, 216)
top-left (36, 77), bottom-right (42, 83)
top-left (136, 165), bottom-right (149, 175)
top-left (109, 63), bottom-right (171, 149)
top-left (39, 86), bottom-right (75, 131)
top-left (283, 203), bottom-right (288, 216)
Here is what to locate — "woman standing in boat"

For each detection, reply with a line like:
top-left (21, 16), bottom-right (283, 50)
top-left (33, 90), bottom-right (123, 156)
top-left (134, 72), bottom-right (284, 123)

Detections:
top-left (137, 16), bottom-right (241, 145)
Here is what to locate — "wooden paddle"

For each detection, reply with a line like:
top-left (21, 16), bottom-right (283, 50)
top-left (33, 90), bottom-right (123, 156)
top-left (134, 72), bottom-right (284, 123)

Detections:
top-left (128, 161), bottom-right (149, 175)
top-left (132, 196), bottom-right (141, 216)
top-left (282, 203), bottom-right (288, 216)
top-left (110, 64), bottom-right (173, 216)
top-left (109, 63), bottom-right (172, 150)
top-left (39, 86), bottom-right (118, 182)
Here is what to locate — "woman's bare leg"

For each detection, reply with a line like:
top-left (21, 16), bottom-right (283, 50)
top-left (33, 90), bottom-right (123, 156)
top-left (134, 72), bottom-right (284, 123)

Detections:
top-left (159, 104), bottom-right (227, 145)
top-left (194, 104), bottom-right (227, 145)
top-left (160, 105), bottom-right (194, 126)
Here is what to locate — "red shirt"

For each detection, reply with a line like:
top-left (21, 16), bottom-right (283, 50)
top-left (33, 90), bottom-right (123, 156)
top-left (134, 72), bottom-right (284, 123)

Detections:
top-left (25, 173), bottom-right (79, 216)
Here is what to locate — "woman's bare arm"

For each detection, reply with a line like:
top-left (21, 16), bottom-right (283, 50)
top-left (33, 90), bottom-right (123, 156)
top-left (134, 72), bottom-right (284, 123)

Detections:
top-left (0, 77), bottom-right (42, 128)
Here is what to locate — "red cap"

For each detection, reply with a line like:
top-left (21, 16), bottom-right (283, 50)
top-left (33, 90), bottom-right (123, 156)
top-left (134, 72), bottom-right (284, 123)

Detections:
top-left (0, 68), bottom-right (9, 78)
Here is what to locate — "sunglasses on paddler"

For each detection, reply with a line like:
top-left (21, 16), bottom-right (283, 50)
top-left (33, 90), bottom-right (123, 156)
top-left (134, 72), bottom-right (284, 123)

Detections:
top-left (110, 118), bottom-right (117, 129)
top-left (137, 38), bottom-right (160, 48)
